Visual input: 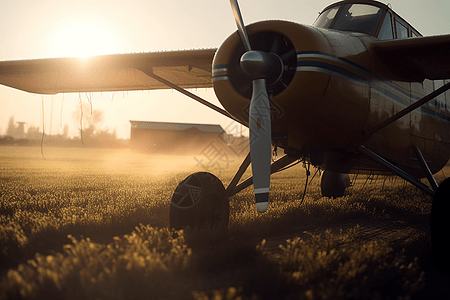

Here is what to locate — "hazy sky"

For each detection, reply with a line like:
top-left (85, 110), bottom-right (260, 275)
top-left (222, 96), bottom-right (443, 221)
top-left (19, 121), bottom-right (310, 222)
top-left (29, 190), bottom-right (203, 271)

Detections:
top-left (0, 0), bottom-right (449, 139)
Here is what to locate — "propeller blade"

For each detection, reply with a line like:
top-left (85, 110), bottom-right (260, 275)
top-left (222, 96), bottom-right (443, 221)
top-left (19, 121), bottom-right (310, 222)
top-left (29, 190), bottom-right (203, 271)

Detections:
top-left (229, 0), bottom-right (252, 52)
top-left (249, 78), bottom-right (272, 212)
top-left (281, 48), bottom-right (296, 63)
top-left (270, 35), bottom-right (282, 54)
top-left (229, 1), bottom-right (277, 213)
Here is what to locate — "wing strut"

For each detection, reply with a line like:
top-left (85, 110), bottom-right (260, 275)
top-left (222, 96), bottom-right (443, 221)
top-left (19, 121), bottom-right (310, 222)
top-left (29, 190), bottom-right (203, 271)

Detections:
top-left (139, 68), bottom-right (246, 126)
top-left (226, 154), bottom-right (298, 197)
top-left (358, 145), bottom-right (435, 196)
top-left (413, 146), bottom-right (439, 191)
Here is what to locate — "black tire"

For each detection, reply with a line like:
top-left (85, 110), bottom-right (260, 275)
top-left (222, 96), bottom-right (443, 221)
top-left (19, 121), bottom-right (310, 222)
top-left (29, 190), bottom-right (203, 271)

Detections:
top-left (169, 172), bottom-right (229, 230)
top-left (320, 170), bottom-right (351, 198)
top-left (431, 177), bottom-right (450, 270)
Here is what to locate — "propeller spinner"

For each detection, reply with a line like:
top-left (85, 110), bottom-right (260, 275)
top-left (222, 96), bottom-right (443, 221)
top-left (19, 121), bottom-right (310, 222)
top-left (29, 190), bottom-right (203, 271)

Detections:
top-left (229, 0), bottom-right (284, 213)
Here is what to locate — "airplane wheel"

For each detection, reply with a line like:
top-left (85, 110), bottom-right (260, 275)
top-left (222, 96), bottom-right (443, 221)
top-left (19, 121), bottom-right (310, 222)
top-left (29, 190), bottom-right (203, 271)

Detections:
top-left (431, 177), bottom-right (450, 270)
top-left (170, 172), bottom-right (229, 230)
top-left (320, 170), bottom-right (350, 198)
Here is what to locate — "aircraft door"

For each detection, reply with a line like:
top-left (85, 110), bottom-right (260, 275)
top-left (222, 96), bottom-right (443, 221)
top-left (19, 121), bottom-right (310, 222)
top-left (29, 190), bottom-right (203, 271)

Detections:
top-left (410, 80), bottom-right (447, 174)
top-left (434, 80), bottom-right (450, 166)
top-left (378, 80), bottom-right (410, 165)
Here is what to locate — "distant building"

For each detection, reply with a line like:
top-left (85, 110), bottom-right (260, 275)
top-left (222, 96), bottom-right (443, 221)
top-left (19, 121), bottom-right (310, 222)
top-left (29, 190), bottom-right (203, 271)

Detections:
top-left (130, 120), bottom-right (228, 154)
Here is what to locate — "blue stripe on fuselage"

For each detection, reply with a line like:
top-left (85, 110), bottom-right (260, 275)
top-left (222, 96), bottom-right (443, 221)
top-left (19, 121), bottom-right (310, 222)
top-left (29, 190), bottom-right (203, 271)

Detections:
top-left (296, 51), bottom-right (450, 123)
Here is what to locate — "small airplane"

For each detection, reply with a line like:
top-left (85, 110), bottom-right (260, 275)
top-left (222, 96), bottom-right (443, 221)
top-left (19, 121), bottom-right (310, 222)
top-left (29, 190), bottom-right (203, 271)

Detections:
top-left (1, 0), bottom-right (450, 265)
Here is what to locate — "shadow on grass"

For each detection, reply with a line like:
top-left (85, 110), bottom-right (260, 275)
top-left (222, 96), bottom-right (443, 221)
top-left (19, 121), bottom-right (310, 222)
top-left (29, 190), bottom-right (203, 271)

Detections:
top-left (1, 224), bottom-right (433, 300)
top-left (1, 225), bottom-right (294, 300)
top-left (228, 186), bottom-right (432, 242)
top-left (1, 209), bottom-right (168, 270)
top-left (1, 184), bottom-right (446, 300)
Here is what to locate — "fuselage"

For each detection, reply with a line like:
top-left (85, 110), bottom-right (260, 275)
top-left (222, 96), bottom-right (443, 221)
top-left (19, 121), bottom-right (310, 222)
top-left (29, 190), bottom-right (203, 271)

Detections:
top-left (212, 0), bottom-right (450, 178)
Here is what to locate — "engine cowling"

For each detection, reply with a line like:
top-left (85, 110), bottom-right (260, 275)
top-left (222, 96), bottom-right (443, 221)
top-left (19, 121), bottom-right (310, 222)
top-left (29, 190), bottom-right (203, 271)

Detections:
top-left (213, 20), bottom-right (373, 174)
top-left (212, 20), bottom-right (331, 130)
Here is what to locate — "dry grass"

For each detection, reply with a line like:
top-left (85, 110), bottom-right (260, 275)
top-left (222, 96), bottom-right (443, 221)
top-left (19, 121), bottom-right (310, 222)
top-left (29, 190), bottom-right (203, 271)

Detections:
top-left (0, 146), bottom-right (448, 299)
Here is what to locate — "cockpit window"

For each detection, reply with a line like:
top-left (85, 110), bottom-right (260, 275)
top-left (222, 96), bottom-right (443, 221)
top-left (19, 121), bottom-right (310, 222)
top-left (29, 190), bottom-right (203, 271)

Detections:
top-left (395, 21), bottom-right (408, 39)
top-left (378, 12), bottom-right (393, 40)
top-left (313, 6), bottom-right (340, 29)
top-left (332, 4), bottom-right (384, 36)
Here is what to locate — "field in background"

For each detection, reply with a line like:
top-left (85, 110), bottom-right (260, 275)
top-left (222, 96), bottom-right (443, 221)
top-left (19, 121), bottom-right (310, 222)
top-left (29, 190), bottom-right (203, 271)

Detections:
top-left (1, 146), bottom-right (449, 299)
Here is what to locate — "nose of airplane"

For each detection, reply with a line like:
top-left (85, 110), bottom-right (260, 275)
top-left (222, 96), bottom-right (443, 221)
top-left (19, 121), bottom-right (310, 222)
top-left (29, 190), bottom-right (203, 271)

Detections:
top-left (213, 20), bottom-right (332, 126)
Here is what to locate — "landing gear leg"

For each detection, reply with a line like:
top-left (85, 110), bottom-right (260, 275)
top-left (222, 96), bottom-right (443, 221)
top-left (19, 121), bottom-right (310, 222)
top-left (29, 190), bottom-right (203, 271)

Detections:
top-left (431, 177), bottom-right (450, 270)
top-left (170, 172), bottom-right (229, 230)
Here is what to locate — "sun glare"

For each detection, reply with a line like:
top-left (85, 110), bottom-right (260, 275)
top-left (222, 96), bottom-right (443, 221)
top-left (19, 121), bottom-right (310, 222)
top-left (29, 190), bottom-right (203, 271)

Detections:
top-left (52, 22), bottom-right (118, 58)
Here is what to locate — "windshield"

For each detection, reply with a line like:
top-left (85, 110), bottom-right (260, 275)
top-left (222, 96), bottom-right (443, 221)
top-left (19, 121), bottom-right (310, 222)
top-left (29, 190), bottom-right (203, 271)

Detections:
top-left (332, 4), bottom-right (384, 36)
top-left (314, 5), bottom-right (340, 29)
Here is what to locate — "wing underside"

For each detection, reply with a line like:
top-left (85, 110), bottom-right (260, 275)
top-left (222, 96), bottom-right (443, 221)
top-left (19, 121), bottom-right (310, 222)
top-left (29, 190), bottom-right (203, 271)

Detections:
top-left (372, 35), bottom-right (450, 82)
top-left (0, 49), bottom-right (216, 94)
top-left (3, 35), bottom-right (450, 95)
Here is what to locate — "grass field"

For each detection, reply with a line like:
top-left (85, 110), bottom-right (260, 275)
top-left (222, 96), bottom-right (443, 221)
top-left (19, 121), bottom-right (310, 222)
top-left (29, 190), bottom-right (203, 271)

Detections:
top-left (1, 146), bottom-right (449, 299)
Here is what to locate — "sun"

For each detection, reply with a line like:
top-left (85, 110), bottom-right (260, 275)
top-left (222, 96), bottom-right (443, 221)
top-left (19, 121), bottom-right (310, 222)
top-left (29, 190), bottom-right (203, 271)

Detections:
top-left (52, 22), bottom-right (118, 58)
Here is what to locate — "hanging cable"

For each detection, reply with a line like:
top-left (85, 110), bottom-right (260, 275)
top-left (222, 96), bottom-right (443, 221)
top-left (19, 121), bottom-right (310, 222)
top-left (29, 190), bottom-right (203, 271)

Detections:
top-left (86, 93), bottom-right (93, 114)
top-left (308, 167), bottom-right (321, 185)
top-left (382, 175), bottom-right (388, 191)
top-left (361, 172), bottom-right (374, 191)
top-left (60, 94), bottom-right (64, 127)
top-left (300, 162), bottom-right (311, 205)
top-left (40, 96), bottom-right (46, 160)
top-left (351, 172), bottom-right (359, 188)
top-left (78, 94), bottom-right (85, 145)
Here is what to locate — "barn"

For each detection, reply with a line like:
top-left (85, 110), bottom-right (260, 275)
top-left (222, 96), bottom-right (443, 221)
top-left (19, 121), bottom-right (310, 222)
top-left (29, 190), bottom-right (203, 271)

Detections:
top-left (129, 120), bottom-right (228, 154)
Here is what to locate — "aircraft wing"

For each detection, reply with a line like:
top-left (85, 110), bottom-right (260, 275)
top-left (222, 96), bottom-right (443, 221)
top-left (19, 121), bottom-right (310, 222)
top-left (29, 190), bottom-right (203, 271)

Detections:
top-left (0, 49), bottom-right (216, 94)
top-left (372, 34), bottom-right (450, 82)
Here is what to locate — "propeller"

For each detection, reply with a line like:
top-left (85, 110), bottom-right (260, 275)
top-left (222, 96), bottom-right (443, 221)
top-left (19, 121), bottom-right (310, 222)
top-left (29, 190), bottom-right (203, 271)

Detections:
top-left (229, 0), bottom-right (284, 213)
